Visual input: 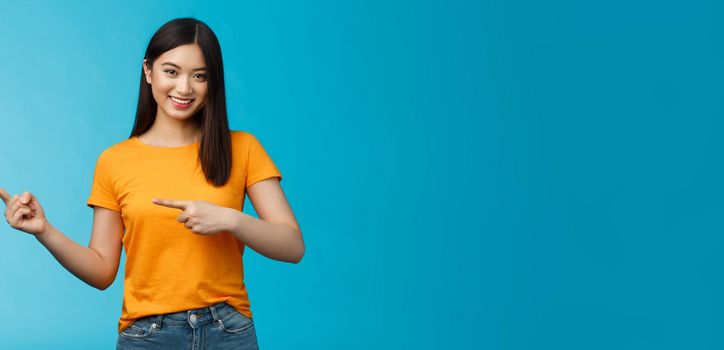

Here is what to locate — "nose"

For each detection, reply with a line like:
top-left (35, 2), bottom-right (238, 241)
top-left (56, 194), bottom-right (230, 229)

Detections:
top-left (175, 78), bottom-right (193, 96)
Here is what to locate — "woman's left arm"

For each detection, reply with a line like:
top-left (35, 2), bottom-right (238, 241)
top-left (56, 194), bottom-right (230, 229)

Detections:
top-left (152, 177), bottom-right (304, 263)
top-left (226, 177), bottom-right (304, 263)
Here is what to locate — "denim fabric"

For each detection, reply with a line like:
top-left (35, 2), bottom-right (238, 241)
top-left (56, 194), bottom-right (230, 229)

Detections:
top-left (116, 302), bottom-right (258, 350)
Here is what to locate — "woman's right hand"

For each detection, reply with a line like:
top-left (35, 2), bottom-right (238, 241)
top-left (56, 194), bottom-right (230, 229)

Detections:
top-left (0, 188), bottom-right (48, 236)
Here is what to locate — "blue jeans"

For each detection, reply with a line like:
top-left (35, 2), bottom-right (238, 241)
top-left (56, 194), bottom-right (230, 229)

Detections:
top-left (116, 302), bottom-right (259, 349)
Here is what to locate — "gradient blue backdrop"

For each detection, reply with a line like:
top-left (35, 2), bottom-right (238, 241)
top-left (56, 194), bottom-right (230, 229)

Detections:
top-left (0, 0), bottom-right (721, 349)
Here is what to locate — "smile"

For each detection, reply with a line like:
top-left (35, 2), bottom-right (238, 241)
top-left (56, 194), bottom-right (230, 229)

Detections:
top-left (169, 96), bottom-right (194, 105)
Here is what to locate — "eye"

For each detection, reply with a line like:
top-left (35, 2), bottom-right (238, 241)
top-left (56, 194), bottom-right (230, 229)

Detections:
top-left (193, 73), bottom-right (207, 81)
top-left (164, 69), bottom-right (178, 76)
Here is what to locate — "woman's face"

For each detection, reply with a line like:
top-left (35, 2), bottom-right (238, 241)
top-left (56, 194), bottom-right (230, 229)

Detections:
top-left (143, 44), bottom-right (208, 122)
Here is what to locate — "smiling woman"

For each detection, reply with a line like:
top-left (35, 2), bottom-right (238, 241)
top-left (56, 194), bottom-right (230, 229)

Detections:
top-left (145, 47), bottom-right (208, 116)
top-left (132, 18), bottom-right (229, 179)
top-left (0, 17), bottom-right (304, 350)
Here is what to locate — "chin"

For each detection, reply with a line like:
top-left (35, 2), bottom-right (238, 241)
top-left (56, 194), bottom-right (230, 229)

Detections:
top-left (166, 107), bottom-right (204, 121)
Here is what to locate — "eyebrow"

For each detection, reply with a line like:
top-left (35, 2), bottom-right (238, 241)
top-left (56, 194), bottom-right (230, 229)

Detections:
top-left (160, 62), bottom-right (207, 71)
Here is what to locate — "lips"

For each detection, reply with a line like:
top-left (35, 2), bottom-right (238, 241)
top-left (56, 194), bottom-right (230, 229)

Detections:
top-left (169, 96), bottom-right (194, 109)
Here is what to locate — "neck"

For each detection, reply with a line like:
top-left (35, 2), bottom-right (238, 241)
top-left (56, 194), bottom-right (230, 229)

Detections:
top-left (140, 109), bottom-right (201, 147)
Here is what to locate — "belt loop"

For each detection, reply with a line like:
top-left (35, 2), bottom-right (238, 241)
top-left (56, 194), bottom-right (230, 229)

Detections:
top-left (155, 314), bottom-right (164, 330)
top-left (209, 303), bottom-right (221, 323)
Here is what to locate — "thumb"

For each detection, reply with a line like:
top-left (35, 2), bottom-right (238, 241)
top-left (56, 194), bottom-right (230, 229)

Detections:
top-left (20, 191), bottom-right (31, 205)
top-left (21, 191), bottom-right (42, 213)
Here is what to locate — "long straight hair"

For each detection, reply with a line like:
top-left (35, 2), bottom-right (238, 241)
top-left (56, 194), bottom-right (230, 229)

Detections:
top-left (130, 18), bottom-right (231, 186)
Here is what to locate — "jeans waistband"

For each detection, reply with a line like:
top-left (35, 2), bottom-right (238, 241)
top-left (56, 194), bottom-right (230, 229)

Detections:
top-left (147, 302), bottom-right (235, 329)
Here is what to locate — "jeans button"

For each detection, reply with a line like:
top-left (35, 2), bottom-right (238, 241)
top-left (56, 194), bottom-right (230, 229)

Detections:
top-left (190, 314), bottom-right (197, 322)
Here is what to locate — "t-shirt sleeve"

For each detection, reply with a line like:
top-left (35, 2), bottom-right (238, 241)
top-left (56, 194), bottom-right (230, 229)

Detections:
top-left (87, 150), bottom-right (121, 212)
top-left (245, 133), bottom-right (282, 190)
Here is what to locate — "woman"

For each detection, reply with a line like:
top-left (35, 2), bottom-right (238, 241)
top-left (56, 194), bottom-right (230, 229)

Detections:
top-left (0, 17), bottom-right (304, 349)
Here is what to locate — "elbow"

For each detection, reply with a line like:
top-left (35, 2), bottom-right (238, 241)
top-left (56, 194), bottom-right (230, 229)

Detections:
top-left (279, 249), bottom-right (303, 264)
top-left (291, 250), bottom-right (304, 264)
top-left (277, 227), bottom-right (304, 264)
top-left (291, 241), bottom-right (305, 264)
top-left (90, 281), bottom-right (110, 291)
top-left (91, 275), bottom-right (116, 291)
top-left (94, 283), bottom-right (110, 291)
top-left (92, 281), bottom-right (111, 291)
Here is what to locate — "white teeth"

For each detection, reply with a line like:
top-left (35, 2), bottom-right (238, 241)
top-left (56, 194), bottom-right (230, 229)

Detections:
top-left (170, 96), bottom-right (193, 104)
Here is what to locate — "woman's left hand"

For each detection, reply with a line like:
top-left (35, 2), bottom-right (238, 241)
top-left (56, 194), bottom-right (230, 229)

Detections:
top-left (152, 198), bottom-right (237, 235)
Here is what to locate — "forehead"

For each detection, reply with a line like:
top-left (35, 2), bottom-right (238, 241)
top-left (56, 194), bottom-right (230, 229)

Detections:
top-left (155, 44), bottom-right (206, 68)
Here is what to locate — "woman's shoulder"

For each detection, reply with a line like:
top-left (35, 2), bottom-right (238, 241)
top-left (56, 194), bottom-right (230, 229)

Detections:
top-left (95, 137), bottom-right (138, 160)
top-left (230, 129), bottom-right (263, 145)
top-left (230, 129), bottom-right (254, 139)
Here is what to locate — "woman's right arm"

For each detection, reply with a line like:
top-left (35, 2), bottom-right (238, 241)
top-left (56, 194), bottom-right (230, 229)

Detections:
top-left (1, 188), bottom-right (123, 290)
top-left (36, 206), bottom-right (123, 290)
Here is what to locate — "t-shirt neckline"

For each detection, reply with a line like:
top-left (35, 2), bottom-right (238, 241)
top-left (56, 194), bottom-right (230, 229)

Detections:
top-left (130, 136), bottom-right (199, 150)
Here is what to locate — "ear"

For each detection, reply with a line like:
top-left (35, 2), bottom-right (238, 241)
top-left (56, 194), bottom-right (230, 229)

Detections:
top-left (143, 59), bottom-right (152, 84)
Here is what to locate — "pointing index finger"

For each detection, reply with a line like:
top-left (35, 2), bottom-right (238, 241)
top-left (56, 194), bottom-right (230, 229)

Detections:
top-left (0, 188), bottom-right (10, 205)
top-left (152, 198), bottom-right (189, 210)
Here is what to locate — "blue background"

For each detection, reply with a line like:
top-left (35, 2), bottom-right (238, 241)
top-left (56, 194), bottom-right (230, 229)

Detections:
top-left (0, 0), bottom-right (721, 349)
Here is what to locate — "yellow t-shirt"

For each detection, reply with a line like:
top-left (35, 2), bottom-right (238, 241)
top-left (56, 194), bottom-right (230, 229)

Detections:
top-left (86, 130), bottom-right (282, 333)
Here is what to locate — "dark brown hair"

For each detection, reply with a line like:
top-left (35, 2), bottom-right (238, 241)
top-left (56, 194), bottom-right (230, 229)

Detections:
top-left (130, 18), bottom-right (231, 186)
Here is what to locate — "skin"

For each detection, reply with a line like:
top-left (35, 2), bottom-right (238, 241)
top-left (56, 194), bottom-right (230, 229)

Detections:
top-left (140, 43), bottom-right (207, 146)
top-left (0, 43), bottom-right (304, 290)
